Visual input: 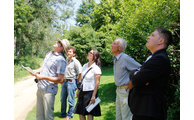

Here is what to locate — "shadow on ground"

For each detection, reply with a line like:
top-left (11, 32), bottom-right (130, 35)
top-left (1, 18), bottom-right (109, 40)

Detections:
top-left (98, 82), bottom-right (116, 120)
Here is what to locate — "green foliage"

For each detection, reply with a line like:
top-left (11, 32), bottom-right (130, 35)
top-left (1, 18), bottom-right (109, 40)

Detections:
top-left (76, 0), bottom-right (96, 27)
top-left (14, 0), bottom-right (74, 58)
top-left (91, 0), bottom-right (125, 30)
top-left (64, 24), bottom-right (106, 65)
top-left (14, 56), bottom-right (42, 69)
top-left (167, 81), bottom-right (180, 120)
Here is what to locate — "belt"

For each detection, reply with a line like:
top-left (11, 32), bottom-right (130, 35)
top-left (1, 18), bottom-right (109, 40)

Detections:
top-left (117, 85), bottom-right (128, 89)
top-left (65, 79), bottom-right (73, 82)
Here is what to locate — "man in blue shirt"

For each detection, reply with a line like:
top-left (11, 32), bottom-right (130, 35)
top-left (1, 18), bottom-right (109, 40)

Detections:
top-left (111, 37), bottom-right (141, 120)
top-left (31, 39), bottom-right (70, 120)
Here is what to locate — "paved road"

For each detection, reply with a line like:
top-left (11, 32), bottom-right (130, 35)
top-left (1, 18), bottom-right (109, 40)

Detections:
top-left (14, 76), bottom-right (37, 120)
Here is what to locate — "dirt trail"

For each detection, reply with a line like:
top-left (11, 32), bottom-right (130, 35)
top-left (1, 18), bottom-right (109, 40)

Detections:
top-left (14, 76), bottom-right (37, 120)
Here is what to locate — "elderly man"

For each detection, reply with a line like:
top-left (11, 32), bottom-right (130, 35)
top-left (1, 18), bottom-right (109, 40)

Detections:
top-left (111, 37), bottom-right (141, 120)
top-left (31, 39), bottom-right (70, 120)
top-left (128, 28), bottom-right (172, 120)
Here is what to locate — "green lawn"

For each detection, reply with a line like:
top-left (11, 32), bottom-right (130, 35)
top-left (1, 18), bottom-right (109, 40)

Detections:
top-left (26, 67), bottom-right (116, 120)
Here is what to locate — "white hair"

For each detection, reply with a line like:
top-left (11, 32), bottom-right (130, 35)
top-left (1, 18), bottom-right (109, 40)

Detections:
top-left (116, 37), bottom-right (127, 52)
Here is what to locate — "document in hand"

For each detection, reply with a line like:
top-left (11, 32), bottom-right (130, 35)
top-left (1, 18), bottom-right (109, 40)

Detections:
top-left (86, 97), bottom-right (101, 113)
top-left (21, 65), bottom-right (37, 75)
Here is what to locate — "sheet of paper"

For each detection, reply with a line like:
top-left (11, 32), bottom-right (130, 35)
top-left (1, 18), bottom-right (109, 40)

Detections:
top-left (21, 65), bottom-right (37, 76)
top-left (86, 97), bottom-right (101, 112)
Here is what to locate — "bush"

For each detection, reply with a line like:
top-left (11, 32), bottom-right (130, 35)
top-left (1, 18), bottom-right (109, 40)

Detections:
top-left (64, 25), bottom-right (106, 65)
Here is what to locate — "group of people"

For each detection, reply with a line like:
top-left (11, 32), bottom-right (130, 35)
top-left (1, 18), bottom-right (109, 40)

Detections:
top-left (30, 28), bottom-right (173, 120)
top-left (30, 39), bottom-right (102, 120)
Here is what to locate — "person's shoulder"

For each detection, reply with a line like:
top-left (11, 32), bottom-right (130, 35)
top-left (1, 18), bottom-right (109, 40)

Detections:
top-left (151, 50), bottom-right (170, 65)
top-left (121, 53), bottom-right (130, 58)
top-left (46, 51), bottom-right (53, 55)
top-left (57, 55), bottom-right (66, 62)
top-left (93, 64), bottom-right (100, 68)
top-left (82, 63), bottom-right (88, 68)
top-left (93, 64), bottom-right (101, 71)
top-left (122, 53), bottom-right (133, 60)
top-left (73, 57), bottom-right (81, 63)
top-left (154, 50), bottom-right (168, 59)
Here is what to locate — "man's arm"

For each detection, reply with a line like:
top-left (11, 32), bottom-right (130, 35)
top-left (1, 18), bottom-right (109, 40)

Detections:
top-left (75, 60), bottom-right (82, 83)
top-left (131, 56), bottom-right (167, 87)
top-left (126, 70), bottom-right (137, 92)
top-left (77, 73), bottom-right (82, 83)
top-left (35, 73), bottom-right (64, 83)
top-left (125, 56), bottom-right (141, 71)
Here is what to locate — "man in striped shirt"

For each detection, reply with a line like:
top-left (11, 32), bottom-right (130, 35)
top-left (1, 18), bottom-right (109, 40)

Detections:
top-left (31, 39), bottom-right (70, 120)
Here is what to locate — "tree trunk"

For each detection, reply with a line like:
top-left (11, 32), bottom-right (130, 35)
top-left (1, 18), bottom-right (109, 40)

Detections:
top-left (16, 35), bottom-right (21, 59)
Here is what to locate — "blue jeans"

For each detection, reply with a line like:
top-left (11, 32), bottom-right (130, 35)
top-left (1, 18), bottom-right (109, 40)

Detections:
top-left (60, 80), bottom-right (77, 118)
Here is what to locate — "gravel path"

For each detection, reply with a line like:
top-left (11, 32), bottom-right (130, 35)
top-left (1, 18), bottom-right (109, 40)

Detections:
top-left (14, 76), bottom-right (37, 120)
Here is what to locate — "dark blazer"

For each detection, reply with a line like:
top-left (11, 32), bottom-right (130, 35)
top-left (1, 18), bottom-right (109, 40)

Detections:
top-left (128, 49), bottom-right (171, 119)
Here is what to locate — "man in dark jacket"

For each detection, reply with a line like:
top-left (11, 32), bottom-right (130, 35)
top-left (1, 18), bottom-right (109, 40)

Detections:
top-left (128, 28), bottom-right (173, 120)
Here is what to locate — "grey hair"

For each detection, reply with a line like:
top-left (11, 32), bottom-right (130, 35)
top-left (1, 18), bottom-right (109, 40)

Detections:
top-left (116, 37), bottom-right (127, 52)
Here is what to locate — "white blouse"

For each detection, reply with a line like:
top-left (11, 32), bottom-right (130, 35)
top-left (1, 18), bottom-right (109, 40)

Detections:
top-left (82, 62), bottom-right (101, 91)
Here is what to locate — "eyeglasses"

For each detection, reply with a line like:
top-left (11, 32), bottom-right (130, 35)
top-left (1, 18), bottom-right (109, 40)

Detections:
top-left (58, 41), bottom-right (63, 47)
top-left (88, 52), bottom-right (93, 55)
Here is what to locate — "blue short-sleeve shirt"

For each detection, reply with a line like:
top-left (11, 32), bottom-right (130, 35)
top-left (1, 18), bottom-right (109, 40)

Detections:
top-left (37, 51), bottom-right (66, 94)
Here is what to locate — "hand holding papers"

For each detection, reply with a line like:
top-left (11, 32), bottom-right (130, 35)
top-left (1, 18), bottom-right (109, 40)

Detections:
top-left (86, 97), bottom-right (101, 112)
top-left (21, 65), bottom-right (37, 76)
top-left (21, 65), bottom-right (39, 83)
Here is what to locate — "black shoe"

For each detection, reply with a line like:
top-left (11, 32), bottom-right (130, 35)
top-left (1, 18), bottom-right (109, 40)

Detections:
top-left (56, 115), bottom-right (66, 118)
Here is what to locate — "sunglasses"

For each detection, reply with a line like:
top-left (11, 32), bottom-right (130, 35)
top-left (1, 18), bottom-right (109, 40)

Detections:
top-left (58, 41), bottom-right (63, 47)
top-left (88, 52), bottom-right (93, 55)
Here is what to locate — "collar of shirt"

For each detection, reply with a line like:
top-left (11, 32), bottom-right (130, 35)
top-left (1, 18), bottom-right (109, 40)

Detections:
top-left (87, 62), bottom-right (96, 68)
top-left (67, 57), bottom-right (75, 63)
top-left (144, 49), bottom-right (165, 63)
top-left (82, 62), bottom-right (95, 77)
top-left (52, 51), bottom-right (63, 56)
top-left (114, 52), bottom-right (123, 61)
top-left (144, 55), bottom-right (152, 63)
top-left (152, 49), bottom-right (165, 56)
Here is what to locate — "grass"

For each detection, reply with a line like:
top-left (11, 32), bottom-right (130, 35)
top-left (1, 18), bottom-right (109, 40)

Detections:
top-left (26, 67), bottom-right (116, 120)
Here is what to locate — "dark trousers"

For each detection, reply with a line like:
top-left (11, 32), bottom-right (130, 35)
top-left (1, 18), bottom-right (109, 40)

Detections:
top-left (132, 115), bottom-right (165, 120)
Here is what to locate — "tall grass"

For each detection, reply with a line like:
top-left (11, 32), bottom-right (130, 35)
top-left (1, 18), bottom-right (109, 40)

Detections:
top-left (26, 67), bottom-right (116, 120)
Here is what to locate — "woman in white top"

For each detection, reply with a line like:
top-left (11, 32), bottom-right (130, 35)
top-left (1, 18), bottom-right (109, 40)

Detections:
top-left (74, 49), bottom-right (101, 120)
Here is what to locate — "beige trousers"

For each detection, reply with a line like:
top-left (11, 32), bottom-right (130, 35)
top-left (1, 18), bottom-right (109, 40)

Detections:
top-left (116, 87), bottom-right (133, 120)
top-left (36, 89), bottom-right (55, 120)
